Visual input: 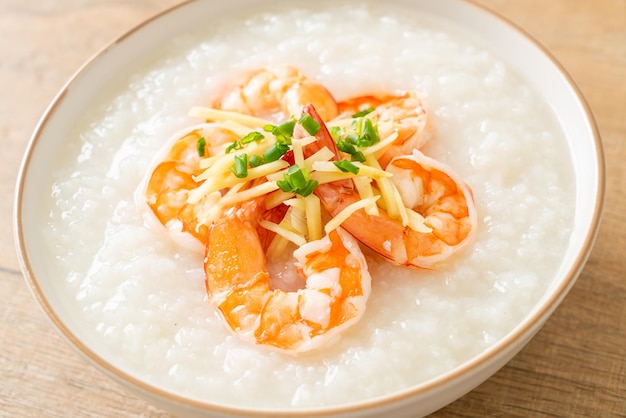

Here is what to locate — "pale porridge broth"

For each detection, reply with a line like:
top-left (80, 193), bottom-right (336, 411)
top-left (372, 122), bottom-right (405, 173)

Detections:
top-left (43, 1), bottom-right (574, 409)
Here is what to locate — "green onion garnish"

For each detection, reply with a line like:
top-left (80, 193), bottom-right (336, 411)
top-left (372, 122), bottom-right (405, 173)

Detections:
top-left (264, 119), bottom-right (296, 144)
top-left (329, 126), bottom-right (343, 141)
top-left (336, 138), bottom-right (365, 162)
top-left (276, 119), bottom-right (296, 138)
top-left (225, 140), bottom-right (243, 154)
top-left (263, 142), bottom-right (290, 163)
top-left (354, 118), bottom-right (380, 147)
top-left (298, 113), bottom-right (321, 136)
top-left (362, 118), bottom-right (380, 144)
top-left (276, 164), bottom-right (318, 197)
top-left (337, 140), bottom-right (357, 155)
top-left (351, 151), bottom-right (366, 163)
top-left (286, 165), bottom-right (307, 188)
top-left (225, 131), bottom-right (264, 154)
top-left (241, 131), bottom-right (265, 144)
top-left (230, 153), bottom-right (249, 178)
top-left (196, 137), bottom-right (207, 157)
top-left (298, 179), bottom-right (319, 197)
top-left (249, 154), bottom-right (263, 167)
top-left (345, 134), bottom-right (360, 145)
top-left (333, 159), bottom-right (360, 174)
top-left (352, 107), bottom-right (375, 118)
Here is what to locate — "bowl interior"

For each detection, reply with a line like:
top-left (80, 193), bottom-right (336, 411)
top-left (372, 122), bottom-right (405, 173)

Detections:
top-left (15, 0), bottom-right (603, 416)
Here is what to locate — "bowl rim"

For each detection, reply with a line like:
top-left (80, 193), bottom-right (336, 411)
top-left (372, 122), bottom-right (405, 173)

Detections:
top-left (13, 0), bottom-right (605, 415)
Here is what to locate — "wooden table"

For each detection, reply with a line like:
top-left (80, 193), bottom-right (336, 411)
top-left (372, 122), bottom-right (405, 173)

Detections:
top-left (2, 0), bottom-right (624, 416)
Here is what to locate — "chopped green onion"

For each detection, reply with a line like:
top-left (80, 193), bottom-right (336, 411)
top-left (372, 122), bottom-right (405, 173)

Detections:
top-left (225, 131), bottom-right (264, 154)
top-left (277, 119), bottom-right (296, 137)
top-left (241, 131), bottom-right (265, 144)
top-left (329, 126), bottom-right (343, 141)
top-left (354, 118), bottom-right (380, 147)
top-left (298, 113), bottom-right (321, 135)
top-left (337, 140), bottom-right (357, 155)
top-left (225, 140), bottom-right (243, 154)
top-left (352, 107), bottom-right (375, 118)
top-left (362, 118), bottom-right (380, 144)
top-left (230, 153), bottom-right (248, 178)
top-left (351, 151), bottom-right (366, 163)
top-left (196, 137), bottom-right (207, 157)
top-left (276, 178), bottom-right (291, 193)
top-left (298, 179), bottom-right (319, 197)
top-left (263, 142), bottom-right (290, 163)
top-left (333, 159), bottom-right (360, 174)
top-left (264, 119), bottom-right (296, 144)
top-left (287, 165), bottom-right (307, 188)
top-left (345, 134), bottom-right (360, 145)
top-left (249, 154), bottom-right (263, 167)
top-left (276, 164), bottom-right (318, 197)
top-left (337, 136), bottom-right (366, 162)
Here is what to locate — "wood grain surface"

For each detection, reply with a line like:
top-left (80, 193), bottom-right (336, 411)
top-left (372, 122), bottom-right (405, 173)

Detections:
top-left (2, 0), bottom-right (624, 416)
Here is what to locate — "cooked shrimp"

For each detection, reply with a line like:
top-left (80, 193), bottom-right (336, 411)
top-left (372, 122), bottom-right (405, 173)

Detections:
top-left (204, 197), bottom-right (371, 353)
top-left (303, 105), bottom-right (476, 269)
top-left (212, 65), bottom-right (339, 123)
top-left (383, 150), bottom-right (476, 268)
top-left (142, 123), bottom-right (241, 245)
top-left (334, 92), bottom-right (431, 167)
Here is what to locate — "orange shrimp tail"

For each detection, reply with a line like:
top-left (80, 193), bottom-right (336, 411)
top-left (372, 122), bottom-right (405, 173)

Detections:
top-left (301, 104), bottom-right (341, 159)
top-left (301, 104), bottom-right (355, 194)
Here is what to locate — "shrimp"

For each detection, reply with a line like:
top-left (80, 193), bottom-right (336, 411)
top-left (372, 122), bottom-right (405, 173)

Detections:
top-left (212, 65), bottom-right (339, 123)
top-left (334, 92), bottom-right (432, 167)
top-left (204, 197), bottom-right (371, 353)
top-left (303, 104), bottom-right (476, 269)
top-left (141, 123), bottom-right (242, 245)
top-left (382, 150), bottom-right (477, 268)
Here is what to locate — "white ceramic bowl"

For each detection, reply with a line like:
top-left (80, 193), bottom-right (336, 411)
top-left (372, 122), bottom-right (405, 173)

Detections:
top-left (14, 0), bottom-right (604, 417)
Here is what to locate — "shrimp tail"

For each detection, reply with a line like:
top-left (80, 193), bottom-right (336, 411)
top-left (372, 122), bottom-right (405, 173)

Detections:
top-left (300, 104), bottom-right (354, 196)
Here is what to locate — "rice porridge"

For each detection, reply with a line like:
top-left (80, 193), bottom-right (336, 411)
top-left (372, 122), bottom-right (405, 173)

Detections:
top-left (43, 1), bottom-right (575, 409)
